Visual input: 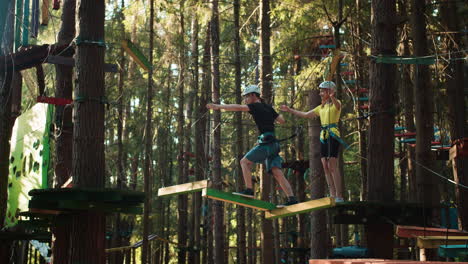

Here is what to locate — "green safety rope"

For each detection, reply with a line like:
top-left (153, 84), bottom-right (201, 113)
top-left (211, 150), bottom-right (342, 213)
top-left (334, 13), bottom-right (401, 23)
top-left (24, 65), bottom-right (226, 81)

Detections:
top-left (74, 95), bottom-right (109, 107)
top-left (75, 36), bottom-right (106, 47)
top-left (370, 55), bottom-right (435, 65)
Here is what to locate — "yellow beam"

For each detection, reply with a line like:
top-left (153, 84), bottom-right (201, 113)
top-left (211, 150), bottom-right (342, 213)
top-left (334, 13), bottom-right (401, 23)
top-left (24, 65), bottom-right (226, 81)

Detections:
top-left (416, 236), bottom-right (468, 249)
top-left (265, 197), bottom-right (335, 219)
top-left (157, 180), bottom-right (210, 197)
top-left (105, 246), bottom-right (132, 253)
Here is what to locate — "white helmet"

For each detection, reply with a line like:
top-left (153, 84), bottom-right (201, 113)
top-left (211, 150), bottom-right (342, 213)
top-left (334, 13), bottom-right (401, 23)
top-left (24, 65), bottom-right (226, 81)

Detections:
top-left (242, 85), bottom-right (261, 96)
top-left (319, 81), bottom-right (336, 89)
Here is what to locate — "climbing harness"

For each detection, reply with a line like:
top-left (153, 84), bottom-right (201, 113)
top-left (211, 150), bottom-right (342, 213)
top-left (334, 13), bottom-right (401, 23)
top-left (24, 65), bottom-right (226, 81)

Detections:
top-left (320, 123), bottom-right (349, 149)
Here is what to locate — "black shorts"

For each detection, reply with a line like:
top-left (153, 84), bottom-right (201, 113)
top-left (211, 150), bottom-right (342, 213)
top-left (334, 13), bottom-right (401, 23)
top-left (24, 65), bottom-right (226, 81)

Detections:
top-left (320, 137), bottom-right (340, 158)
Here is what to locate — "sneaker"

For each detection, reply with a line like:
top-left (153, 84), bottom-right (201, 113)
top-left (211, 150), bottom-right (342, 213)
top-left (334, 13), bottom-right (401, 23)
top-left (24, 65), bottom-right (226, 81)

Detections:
top-left (232, 189), bottom-right (254, 198)
top-left (335, 197), bottom-right (344, 203)
top-left (277, 197), bottom-right (299, 208)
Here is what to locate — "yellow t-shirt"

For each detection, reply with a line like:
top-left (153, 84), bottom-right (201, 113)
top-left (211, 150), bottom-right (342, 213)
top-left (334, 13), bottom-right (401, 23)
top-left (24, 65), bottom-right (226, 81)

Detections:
top-left (312, 100), bottom-right (341, 140)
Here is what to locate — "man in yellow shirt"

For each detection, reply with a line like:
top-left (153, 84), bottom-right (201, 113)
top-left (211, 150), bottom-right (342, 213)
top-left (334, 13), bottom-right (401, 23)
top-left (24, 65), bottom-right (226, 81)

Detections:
top-left (280, 81), bottom-right (344, 202)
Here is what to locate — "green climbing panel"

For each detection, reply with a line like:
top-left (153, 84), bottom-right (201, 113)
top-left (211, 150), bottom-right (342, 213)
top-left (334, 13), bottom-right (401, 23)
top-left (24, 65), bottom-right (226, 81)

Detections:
top-left (6, 104), bottom-right (52, 228)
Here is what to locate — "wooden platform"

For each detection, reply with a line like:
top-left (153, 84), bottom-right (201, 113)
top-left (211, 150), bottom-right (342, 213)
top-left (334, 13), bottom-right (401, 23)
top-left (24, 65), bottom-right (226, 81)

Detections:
top-left (28, 188), bottom-right (145, 214)
top-left (157, 180), bottom-right (210, 197)
top-left (201, 188), bottom-right (277, 211)
top-left (265, 197), bottom-right (335, 219)
top-left (416, 235), bottom-right (468, 249)
top-left (309, 259), bottom-right (466, 264)
top-left (331, 201), bottom-right (432, 226)
top-left (396, 225), bottom-right (468, 238)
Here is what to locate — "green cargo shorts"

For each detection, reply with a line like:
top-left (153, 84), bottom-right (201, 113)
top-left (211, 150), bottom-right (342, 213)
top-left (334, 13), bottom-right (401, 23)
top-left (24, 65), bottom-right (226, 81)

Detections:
top-left (244, 141), bottom-right (283, 172)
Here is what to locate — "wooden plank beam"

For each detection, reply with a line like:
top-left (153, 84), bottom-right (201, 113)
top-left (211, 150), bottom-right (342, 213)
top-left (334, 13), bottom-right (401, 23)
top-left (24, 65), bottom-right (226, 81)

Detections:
top-left (396, 225), bottom-right (468, 238)
top-left (416, 236), bottom-right (468, 249)
top-left (202, 188), bottom-right (277, 211)
top-left (157, 180), bottom-right (210, 197)
top-left (121, 39), bottom-right (151, 71)
top-left (265, 197), bottom-right (335, 219)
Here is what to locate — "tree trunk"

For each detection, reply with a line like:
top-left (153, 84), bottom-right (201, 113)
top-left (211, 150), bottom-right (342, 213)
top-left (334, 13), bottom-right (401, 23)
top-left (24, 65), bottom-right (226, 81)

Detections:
top-left (366, 0), bottom-right (396, 259)
top-left (259, 0), bottom-right (275, 263)
top-left (309, 89), bottom-right (329, 258)
top-left (411, 0), bottom-right (439, 207)
top-left (70, 0), bottom-right (106, 262)
top-left (440, 0), bottom-right (468, 231)
top-left (51, 0), bottom-right (75, 262)
top-left (397, 1), bottom-right (415, 203)
top-left (189, 13), bottom-right (203, 264)
top-left (0, 3), bottom-right (15, 249)
top-left (210, 1), bottom-right (225, 262)
top-left (293, 52), bottom-right (307, 262)
top-left (200, 22), bottom-right (212, 264)
top-left (0, 59), bottom-right (13, 264)
top-left (331, 0), bottom-right (348, 247)
top-left (142, 0), bottom-right (155, 262)
top-left (110, 2), bottom-right (128, 263)
top-left (176, 2), bottom-right (188, 263)
top-left (352, 0), bottom-right (368, 202)
top-left (233, 0), bottom-right (247, 263)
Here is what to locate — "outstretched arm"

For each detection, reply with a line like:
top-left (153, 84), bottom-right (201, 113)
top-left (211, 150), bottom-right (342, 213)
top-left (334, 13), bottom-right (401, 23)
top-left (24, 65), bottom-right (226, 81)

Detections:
top-left (275, 114), bottom-right (286, 124)
top-left (280, 105), bottom-right (318, 119)
top-left (206, 103), bottom-right (249, 112)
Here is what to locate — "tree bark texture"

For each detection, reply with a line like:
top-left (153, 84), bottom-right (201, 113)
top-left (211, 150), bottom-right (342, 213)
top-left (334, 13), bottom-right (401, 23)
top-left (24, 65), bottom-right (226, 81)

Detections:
top-left (142, 0), bottom-right (155, 262)
top-left (51, 0), bottom-right (75, 262)
top-left (177, 2), bottom-right (188, 263)
top-left (366, 0), bottom-right (396, 259)
top-left (70, 0), bottom-right (106, 262)
top-left (440, 0), bottom-right (468, 231)
top-left (260, 0), bottom-right (275, 263)
top-left (309, 89), bottom-right (329, 258)
top-left (411, 0), bottom-right (439, 206)
top-left (233, 0), bottom-right (247, 263)
top-left (210, 1), bottom-right (225, 263)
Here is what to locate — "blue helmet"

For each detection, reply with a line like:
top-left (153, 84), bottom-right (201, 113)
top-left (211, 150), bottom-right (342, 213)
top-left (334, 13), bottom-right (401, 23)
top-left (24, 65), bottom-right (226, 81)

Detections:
top-left (319, 81), bottom-right (336, 89)
top-left (242, 85), bottom-right (261, 96)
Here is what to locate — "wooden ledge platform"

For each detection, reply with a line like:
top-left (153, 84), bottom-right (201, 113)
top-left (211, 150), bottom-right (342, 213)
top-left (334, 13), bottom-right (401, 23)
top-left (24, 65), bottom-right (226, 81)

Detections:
top-left (202, 188), bottom-right (277, 211)
top-left (0, 231), bottom-right (51, 242)
top-left (416, 235), bottom-right (468, 249)
top-left (157, 180), bottom-right (210, 197)
top-left (27, 188), bottom-right (145, 215)
top-left (309, 259), bottom-right (466, 264)
top-left (266, 197), bottom-right (335, 219)
top-left (396, 225), bottom-right (468, 238)
top-left (331, 201), bottom-right (433, 226)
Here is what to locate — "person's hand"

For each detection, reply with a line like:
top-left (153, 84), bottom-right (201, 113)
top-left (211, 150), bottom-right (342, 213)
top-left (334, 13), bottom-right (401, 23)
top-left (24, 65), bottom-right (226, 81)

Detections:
top-left (206, 103), bottom-right (219, 110)
top-left (280, 105), bottom-right (290, 112)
